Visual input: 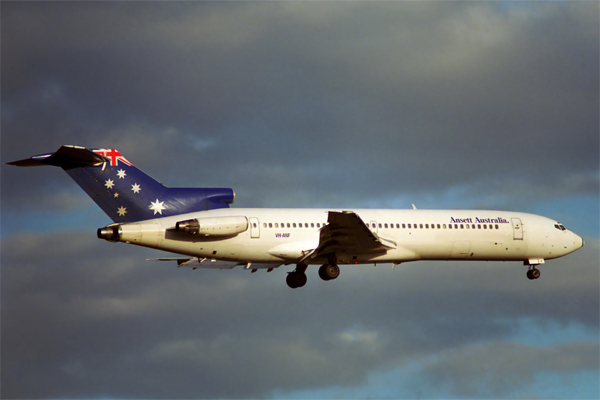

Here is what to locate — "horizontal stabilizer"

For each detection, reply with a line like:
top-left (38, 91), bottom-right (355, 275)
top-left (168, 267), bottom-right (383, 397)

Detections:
top-left (7, 145), bottom-right (107, 169)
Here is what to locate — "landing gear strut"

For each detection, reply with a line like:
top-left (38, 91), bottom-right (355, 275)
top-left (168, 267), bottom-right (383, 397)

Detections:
top-left (286, 264), bottom-right (308, 289)
top-left (526, 267), bottom-right (541, 280)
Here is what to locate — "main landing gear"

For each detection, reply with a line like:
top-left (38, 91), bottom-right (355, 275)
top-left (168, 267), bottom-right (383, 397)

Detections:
top-left (286, 264), bottom-right (308, 289)
top-left (286, 263), bottom-right (341, 289)
top-left (318, 264), bottom-right (340, 281)
top-left (526, 266), bottom-right (541, 280)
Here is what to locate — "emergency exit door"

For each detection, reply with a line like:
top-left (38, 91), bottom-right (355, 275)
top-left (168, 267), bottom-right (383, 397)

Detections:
top-left (511, 217), bottom-right (523, 240)
top-left (249, 217), bottom-right (260, 238)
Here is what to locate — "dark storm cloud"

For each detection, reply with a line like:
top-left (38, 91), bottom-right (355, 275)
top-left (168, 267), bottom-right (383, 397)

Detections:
top-left (2, 231), bottom-right (598, 398)
top-left (2, 1), bottom-right (598, 210)
top-left (2, 2), bottom-right (598, 399)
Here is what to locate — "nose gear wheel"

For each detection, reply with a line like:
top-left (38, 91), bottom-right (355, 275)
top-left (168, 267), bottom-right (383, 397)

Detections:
top-left (526, 267), bottom-right (541, 280)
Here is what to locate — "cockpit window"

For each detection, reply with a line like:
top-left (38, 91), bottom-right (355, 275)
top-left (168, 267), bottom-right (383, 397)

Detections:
top-left (554, 223), bottom-right (567, 231)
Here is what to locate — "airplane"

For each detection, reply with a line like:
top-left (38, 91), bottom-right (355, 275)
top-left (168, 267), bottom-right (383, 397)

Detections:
top-left (8, 145), bottom-right (584, 288)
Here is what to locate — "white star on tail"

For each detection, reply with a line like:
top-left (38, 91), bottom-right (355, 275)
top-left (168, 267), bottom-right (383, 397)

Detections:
top-left (117, 169), bottom-right (127, 179)
top-left (105, 179), bottom-right (115, 189)
top-left (149, 199), bottom-right (166, 215)
top-left (131, 183), bottom-right (141, 193)
top-left (117, 206), bottom-right (127, 216)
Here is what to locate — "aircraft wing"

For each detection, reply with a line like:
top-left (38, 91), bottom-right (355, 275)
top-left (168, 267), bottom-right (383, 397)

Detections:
top-left (149, 258), bottom-right (282, 271)
top-left (308, 211), bottom-right (396, 261)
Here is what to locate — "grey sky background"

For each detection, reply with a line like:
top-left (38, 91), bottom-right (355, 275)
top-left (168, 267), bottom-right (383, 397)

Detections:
top-left (2, 2), bottom-right (598, 399)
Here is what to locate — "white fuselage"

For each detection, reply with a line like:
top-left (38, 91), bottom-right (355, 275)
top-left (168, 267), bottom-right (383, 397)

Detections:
top-left (115, 208), bottom-right (584, 267)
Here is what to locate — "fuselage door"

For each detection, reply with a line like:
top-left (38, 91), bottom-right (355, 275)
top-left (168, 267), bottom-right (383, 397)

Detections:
top-left (249, 217), bottom-right (260, 239)
top-left (511, 217), bottom-right (523, 240)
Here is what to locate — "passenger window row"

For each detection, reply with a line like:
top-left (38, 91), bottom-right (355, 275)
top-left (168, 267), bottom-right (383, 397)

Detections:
top-left (260, 221), bottom-right (500, 230)
top-left (263, 222), bottom-right (326, 229)
top-left (371, 223), bottom-right (500, 230)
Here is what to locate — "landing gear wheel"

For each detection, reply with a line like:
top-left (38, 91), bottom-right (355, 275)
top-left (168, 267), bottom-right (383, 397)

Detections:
top-left (527, 268), bottom-right (541, 280)
top-left (286, 272), bottom-right (307, 289)
top-left (318, 264), bottom-right (340, 281)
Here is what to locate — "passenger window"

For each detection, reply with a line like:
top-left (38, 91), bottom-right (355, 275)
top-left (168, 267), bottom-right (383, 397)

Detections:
top-left (269, 223), bottom-right (273, 228)
top-left (293, 223), bottom-right (297, 228)
top-left (483, 225), bottom-right (487, 229)
top-left (465, 224), bottom-right (469, 229)
top-left (442, 224), bottom-right (446, 229)
top-left (419, 224), bottom-right (423, 229)
top-left (495, 224), bottom-right (499, 229)
top-left (449, 224), bottom-right (453, 229)
top-left (253, 223), bottom-right (257, 228)
top-left (425, 224), bottom-right (429, 229)
top-left (489, 224), bottom-right (493, 230)
top-left (263, 223), bottom-right (267, 228)
top-left (454, 224), bottom-right (458, 229)
top-left (407, 224), bottom-right (411, 229)
top-left (460, 224), bottom-right (464, 229)
top-left (311, 223), bottom-right (314, 228)
top-left (437, 224), bottom-right (441, 229)
top-left (317, 223), bottom-right (320, 228)
top-left (287, 223), bottom-right (290, 228)
top-left (275, 223), bottom-right (279, 228)
top-left (384, 223), bottom-right (388, 229)
top-left (402, 224), bottom-right (406, 229)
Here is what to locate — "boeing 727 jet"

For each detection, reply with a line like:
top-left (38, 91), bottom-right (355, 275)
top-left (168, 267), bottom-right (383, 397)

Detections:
top-left (9, 145), bottom-right (584, 288)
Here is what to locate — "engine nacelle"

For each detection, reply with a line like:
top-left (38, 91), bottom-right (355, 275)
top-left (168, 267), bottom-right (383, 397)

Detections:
top-left (97, 225), bottom-right (121, 242)
top-left (175, 216), bottom-right (248, 236)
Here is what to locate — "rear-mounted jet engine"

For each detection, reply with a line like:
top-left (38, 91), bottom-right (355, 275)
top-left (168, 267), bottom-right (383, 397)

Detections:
top-left (175, 216), bottom-right (248, 236)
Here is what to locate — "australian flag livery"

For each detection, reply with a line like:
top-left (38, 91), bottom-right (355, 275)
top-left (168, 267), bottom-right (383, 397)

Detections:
top-left (8, 145), bottom-right (234, 223)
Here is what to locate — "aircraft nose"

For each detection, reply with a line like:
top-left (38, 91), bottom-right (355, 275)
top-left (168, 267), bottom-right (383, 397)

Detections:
top-left (573, 232), bottom-right (584, 250)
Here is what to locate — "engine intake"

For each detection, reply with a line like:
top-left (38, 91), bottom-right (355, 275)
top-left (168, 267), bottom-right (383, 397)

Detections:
top-left (175, 216), bottom-right (248, 236)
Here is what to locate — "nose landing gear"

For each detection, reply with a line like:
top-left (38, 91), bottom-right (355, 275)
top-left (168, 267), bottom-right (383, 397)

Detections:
top-left (526, 267), bottom-right (541, 280)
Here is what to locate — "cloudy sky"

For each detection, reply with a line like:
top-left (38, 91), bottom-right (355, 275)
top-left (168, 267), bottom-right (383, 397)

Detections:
top-left (1, 2), bottom-right (598, 399)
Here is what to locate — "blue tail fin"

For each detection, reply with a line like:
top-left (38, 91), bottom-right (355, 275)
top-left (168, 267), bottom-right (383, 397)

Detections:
top-left (8, 145), bottom-right (235, 223)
